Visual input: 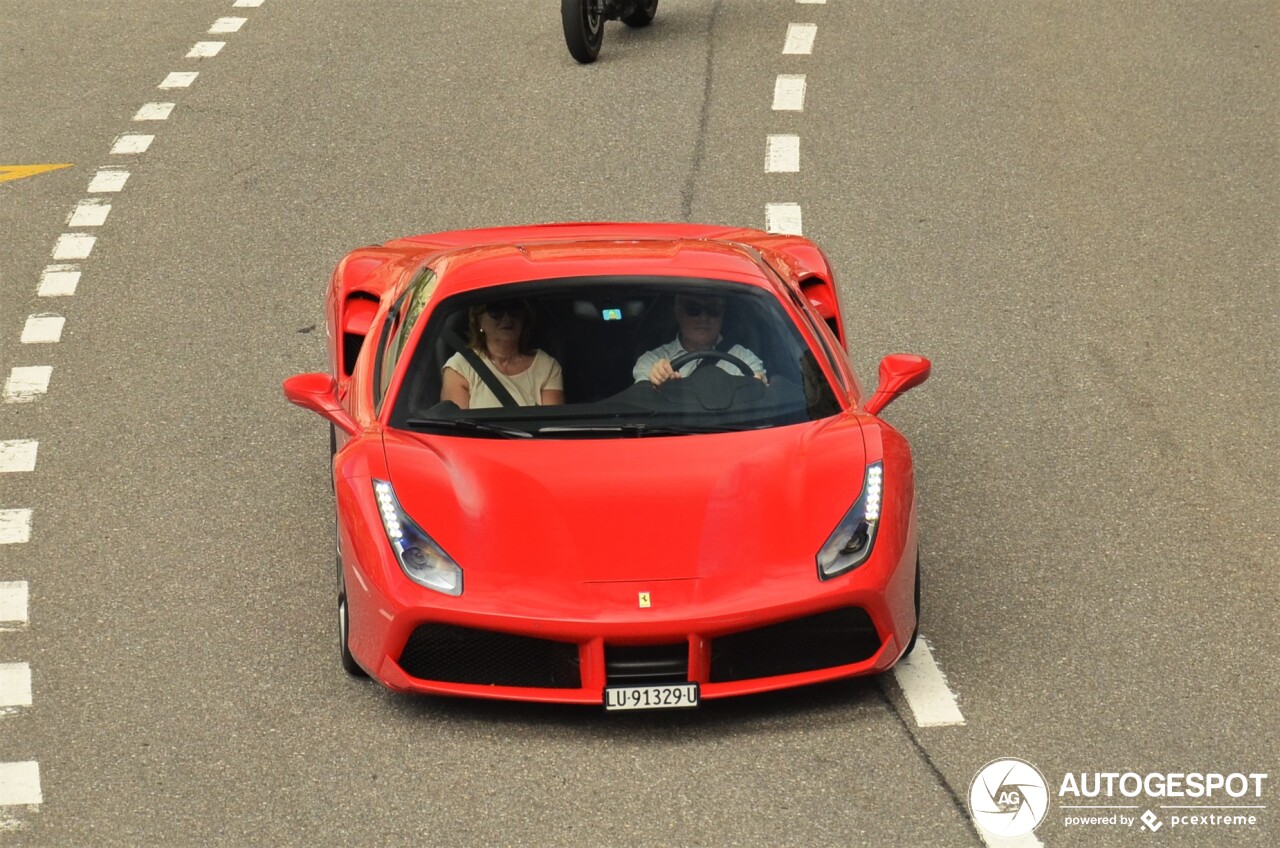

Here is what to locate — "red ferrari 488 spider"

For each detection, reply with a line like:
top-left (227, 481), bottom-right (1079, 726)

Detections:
top-left (284, 222), bottom-right (930, 711)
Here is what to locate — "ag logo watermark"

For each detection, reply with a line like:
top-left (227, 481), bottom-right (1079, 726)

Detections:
top-left (969, 758), bottom-right (1051, 838)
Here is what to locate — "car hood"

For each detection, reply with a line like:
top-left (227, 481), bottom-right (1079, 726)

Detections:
top-left (381, 418), bottom-right (867, 584)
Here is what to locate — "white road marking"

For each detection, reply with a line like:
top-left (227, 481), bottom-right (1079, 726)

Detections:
top-left (68, 199), bottom-right (111, 228)
top-left (783, 23), bottom-right (817, 55)
top-left (159, 71), bottom-right (198, 89)
top-left (765, 203), bottom-right (803, 234)
top-left (51, 234), bottom-right (95, 261)
top-left (0, 441), bottom-right (38, 473)
top-left (233, 0), bottom-right (265, 6)
top-left (87, 169), bottom-right (129, 193)
top-left (796, 0), bottom-right (827, 5)
top-left (0, 510), bottom-right (33, 544)
top-left (0, 762), bottom-right (42, 806)
top-left (210, 17), bottom-right (247, 33)
top-left (187, 41), bottom-right (225, 58)
top-left (20, 315), bottom-right (64, 345)
top-left (892, 637), bottom-right (966, 727)
top-left (978, 830), bottom-right (1045, 848)
top-left (0, 582), bottom-right (27, 624)
top-left (766, 134), bottom-right (800, 172)
top-left (110, 134), bottom-right (154, 155)
top-left (38, 265), bottom-right (80, 297)
top-left (773, 74), bottom-right (807, 111)
top-left (133, 102), bottom-right (174, 121)
top-left (3, 369), bottom-right (52, 405)
top-left (0, 664), bottom-right (31, 709)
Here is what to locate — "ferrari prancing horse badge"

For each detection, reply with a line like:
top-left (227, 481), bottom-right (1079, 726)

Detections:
top-left (638, 592), bottom-right (651, 608)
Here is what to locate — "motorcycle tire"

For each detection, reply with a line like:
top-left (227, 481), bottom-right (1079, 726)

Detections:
top-left (562, 0), bottom-right (604, 64)
top-left (623, 0), bottom-right (658, 27)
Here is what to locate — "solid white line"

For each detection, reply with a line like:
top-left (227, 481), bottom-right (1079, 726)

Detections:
top-left (0, 664), bottom-right (31, 708)
top-left (0, 510), bottom-right (33, 544)
top-left (68, 199), bottom-right (111, 228)
top-left (766, 135), bottom-right (800, 172)
top-left (978, 830), bottom-right (1044, 848)
top-left (0, 762), bottom-right (42, 806)
top-left (133, 102), bottom-right (174, 121)
top-left (38, 265), bottom-right (81, 297)
top-left (210, 16), bottom-right (247, 33)
top-left (233, 0), bottom-right (265, 6)
top-left (0, 582), bottom-right (27, 624)
top-left (892, 637), bottom-right (966, 727)
top-left (52, 234), bottom-right (95, 261)
top-left (0, 441), bottom-right (38, 473)
top-left (110, 134), bottom-right (154, 155)
top-left (87, 169), bottom-right (129, 193)
top-left (21, 315), bottom-right (65, 345)
top-left (159, 71), bottom-right (198, 89)
top-left (765, 203), bottom-right (803, 235)
top-left (187, 41), bottom-right (225, 58)
top-left (783, 23), bottom-right (817, 55)
top-left (773, 74), bottom-right (807, 111)
top-left (3, 369), bottom-right (52, 405)
top-left (796, 0), bottom-right (827, 5)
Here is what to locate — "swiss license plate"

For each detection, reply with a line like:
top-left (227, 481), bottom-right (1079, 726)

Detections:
top-left (604, 682), bottom-right (700, 712)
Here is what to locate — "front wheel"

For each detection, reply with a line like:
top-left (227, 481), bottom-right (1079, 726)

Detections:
top-left (903, 556), bottom-right (921, 657)
top-left (622, 0), bottom-right (658, 27)
top-left (562, 0), bottom-right (604, 64)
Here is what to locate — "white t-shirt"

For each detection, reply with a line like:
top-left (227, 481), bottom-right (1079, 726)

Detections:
top-left (444, 349), bottom-right (563, 409)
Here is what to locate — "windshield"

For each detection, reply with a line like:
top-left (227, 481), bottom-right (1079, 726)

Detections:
top-left (388, 276), bottom-right (843, 437)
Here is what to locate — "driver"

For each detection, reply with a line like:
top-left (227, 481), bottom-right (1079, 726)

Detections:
top-left (633, 294), bottom-right (766, 386)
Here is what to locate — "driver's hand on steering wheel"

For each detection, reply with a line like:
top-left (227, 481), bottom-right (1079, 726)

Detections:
top-left (649, 358), bottom-right (680, 386)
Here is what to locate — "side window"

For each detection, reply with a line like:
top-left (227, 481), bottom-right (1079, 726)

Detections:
top-left (373, 269), bottom-right (439, 411)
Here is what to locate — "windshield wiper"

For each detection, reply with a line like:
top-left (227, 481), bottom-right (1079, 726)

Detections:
top-left (540, 422), bottom-right (762, 437)
top-left (404, 418), bottom-right (533, 439)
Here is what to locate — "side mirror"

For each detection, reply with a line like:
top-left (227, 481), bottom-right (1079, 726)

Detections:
top-left (864, 354), bottom-right (930, 416)
top-left (283, 372), bottom-right (359, 435)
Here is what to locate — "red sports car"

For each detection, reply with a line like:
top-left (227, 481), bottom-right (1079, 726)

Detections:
top-left (283, 222), bottom-right (930, 711)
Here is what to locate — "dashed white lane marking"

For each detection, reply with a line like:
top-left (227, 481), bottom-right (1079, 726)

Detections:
top-left (892, 637), bottom-right (966, 727)
top-left (3, 369), bottom-right (52, 405)
top-left (0, 582), bottom-right (26, 625)
top-left (87, 169), bottom-right (129, 193)
top-left (783, 23), bottom-right (817, 55)
top-left (0, 664), bottom-right (32, 709)
top-left (0, 510), bottom-right (33, 543)
top-left (773, 74), bottom-right (806, 111)
top-left (20, 316), bottom-right (64, 345)
top-left (68, 199), bottom-right (111, 228)
top-left (133, 102), bottom-right (174, 121)
top-left (765, 203), bottom-right (803, 235)
top-left (233, 0), bottom-right (265, 7)
top-left (210, 16), bottom-right (247, 33)
top-left (0, 441), bottom-right (38, 473)
top-left (0, 762), bottom-right (42, 806)
top-left (978, 830), bottom-right (1045, 848)
top-left (796, 0), bottom-right (826, 5)
top-left (37, 265), bottom-right (80, 297)
top-left (766, 134), bottom-right (800, 172)
top-left (110, 134), bottom-right (154, 155)
top-left (159, 71), bottom-right (198, 89)
top-left (187, 41), bottom-right (225, 58)
top-left (51, 234), bottom-right (94, 261)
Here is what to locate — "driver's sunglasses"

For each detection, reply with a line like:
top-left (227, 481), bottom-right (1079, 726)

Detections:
top-left (484, 303), bottom-right (521, 320)
top-left (677, 300), bottom-right (724, 318)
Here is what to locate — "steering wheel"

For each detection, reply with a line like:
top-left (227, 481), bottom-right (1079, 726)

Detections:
top-left (667, 350), bottom-right (754, 378)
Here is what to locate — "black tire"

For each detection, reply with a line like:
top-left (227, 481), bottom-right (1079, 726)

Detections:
top-left (338, 592), bottom-right (367, 678)
top-left (623, 0), bottom-right (658, 27)
top-left (328, 424), bottom-right (337, 492)
top-left (562, 0), bottom-right (604, 64)
top-left (904, 556), bottom-right (921, 657)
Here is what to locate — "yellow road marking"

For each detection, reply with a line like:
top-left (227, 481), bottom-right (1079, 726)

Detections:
top-left (0, 164), bottom-right (73, 185)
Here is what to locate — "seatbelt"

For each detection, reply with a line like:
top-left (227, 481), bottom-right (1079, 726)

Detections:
top-left (443, 329), bottom-right (520, 408)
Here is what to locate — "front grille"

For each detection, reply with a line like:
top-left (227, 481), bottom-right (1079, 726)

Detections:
top-left (709, 607), bottom-right (881, 683)
top-left (605, 643), bottom-right (688, 685)
top-left (399, 624), bottom-right (581, 688)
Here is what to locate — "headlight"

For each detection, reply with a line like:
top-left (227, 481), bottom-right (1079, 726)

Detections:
top-left (816, 462), bottom-right (883, 580)
top-left (372, 479), bottom-right (463, 596)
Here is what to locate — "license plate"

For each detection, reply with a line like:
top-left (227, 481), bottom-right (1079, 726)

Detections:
top-left (604, 682), bottom-right (699, 712)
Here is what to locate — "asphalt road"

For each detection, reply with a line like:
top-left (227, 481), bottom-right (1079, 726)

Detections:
top-left (0, 1), bottom-right (1275, 846)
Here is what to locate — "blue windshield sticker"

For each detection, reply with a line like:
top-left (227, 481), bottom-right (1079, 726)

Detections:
top-left (602, 308), bottom-right (622, 321)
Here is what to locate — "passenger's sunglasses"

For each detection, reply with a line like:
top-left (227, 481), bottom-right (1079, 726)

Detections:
top-left (484, 303), bottom-right (521, 320)
top-left (677, 300), bottom-right (724, 318)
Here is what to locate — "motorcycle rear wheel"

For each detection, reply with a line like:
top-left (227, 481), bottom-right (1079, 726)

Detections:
top-left (562, 0), bottom-right (604, 64)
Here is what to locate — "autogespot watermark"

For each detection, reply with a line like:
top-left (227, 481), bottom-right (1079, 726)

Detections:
top-left (968, 759), bottom-right (1269, 838)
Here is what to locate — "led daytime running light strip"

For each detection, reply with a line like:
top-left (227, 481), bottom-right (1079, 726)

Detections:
top-left (374, 481), bottom-right (403, 540)
top-left (865, 465), bottom-right (883, 521)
